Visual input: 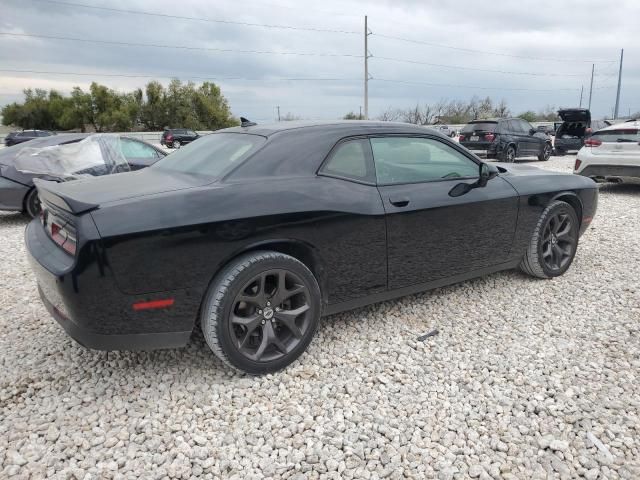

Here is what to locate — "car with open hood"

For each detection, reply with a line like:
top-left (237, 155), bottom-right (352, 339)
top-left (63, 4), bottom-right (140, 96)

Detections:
top-left (25, 120), bottom-right (597, 374)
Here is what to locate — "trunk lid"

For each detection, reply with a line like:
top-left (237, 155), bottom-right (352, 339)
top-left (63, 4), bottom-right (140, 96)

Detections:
top-left (34, 168), bottom-right (211, 214)
top-left (460, 121), bottom-right (498, 147)
top-left (558, 108), bottom-right (591, 123)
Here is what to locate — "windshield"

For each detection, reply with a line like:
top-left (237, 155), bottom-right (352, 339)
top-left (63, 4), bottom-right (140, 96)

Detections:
top-left (154, 133), bottom-right (266, 177)
top-left (461, 122), bottom-right (497, 133)
top-left (592, 129), bottom-right (639, 142)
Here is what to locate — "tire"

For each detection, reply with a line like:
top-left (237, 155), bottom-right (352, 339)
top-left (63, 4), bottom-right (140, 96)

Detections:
top-left (23, 188), bottom-right (42, 219)
top-left (520, 200), bottom-right (579, 279)
top-left (201, 251), bottom-right (321, 374)
top-left (538, 143), bottom-right (552, 162)
top-left (500, 144), bottom-right (516, 162)
top-left (172, 140), bottom-right (181, 149)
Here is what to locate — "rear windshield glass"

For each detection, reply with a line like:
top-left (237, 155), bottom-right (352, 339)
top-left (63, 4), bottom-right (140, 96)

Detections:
top-left (153, 133), bottom-right (265, 177)
top-left (461, 122), bottom-right (497, 133)
top-left (592, 129), bottom-right (640, 142)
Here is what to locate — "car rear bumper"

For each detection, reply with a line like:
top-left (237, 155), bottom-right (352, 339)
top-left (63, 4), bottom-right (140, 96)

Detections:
top-left (577, 164), bottom-right (640, 180)
top-left (25, 219), bottom-right (194, 351)
top-left (460, 143), bottom-right (499, 158)
top-left (555, 138), bottom-right (583, 151)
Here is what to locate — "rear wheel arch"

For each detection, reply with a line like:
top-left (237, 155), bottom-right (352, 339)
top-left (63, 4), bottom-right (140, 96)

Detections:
top-left (204, 239), bottom-right (327, 311)
top-left (551, 192), bottom-right (583, 226)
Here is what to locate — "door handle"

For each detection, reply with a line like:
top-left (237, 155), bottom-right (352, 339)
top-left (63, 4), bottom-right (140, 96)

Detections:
top-left (389, 196), bottom-right (410, 207)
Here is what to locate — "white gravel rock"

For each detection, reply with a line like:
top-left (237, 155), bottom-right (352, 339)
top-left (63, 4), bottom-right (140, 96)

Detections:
top-left (1, 155), bottom-right (639, 478)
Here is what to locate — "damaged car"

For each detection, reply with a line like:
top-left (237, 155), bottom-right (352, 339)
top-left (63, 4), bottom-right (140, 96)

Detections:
top-left (0, 134), bottom-right (165, 217)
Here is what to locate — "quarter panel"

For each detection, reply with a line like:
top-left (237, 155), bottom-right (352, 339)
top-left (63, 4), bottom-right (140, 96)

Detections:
top-left (93, 176), bottom-right (388, 305)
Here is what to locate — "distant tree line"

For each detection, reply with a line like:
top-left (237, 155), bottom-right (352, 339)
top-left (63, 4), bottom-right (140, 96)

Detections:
top-left (1, 80), bottom-right (238, 132)
top-left (342, 97), bottom-right (560, 124)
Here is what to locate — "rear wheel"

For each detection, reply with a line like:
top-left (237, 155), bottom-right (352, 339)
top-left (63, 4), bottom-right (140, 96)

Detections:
top-left (501, 144), bottom-right (516, 162)
top-left (23, 188), bottom-right (42, 219)
top-left (520, 201), bottom-right (579, 279)
top-left (538, 143), bottom-right (552, 161)
top-left (201, 251), bottom-right (321, 374)
top-left (172, 140), bottom-right (181, 149)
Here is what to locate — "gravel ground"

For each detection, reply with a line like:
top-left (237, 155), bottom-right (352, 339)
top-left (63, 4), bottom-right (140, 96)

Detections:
top-left (1, 155), bottom-right (639, 479)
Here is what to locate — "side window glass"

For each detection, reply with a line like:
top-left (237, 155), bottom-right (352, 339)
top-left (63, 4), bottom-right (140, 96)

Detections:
top-left (120, 138), bottom-right (158, 159)
top-left (321, 139), bottom-right (371, 182)
top-left (370, 137), bottom-right (478, 185)
top-left (520, 119), bottom-right (532, 132)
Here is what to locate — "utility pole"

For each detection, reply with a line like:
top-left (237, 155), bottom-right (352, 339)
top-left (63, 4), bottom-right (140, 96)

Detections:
top-left (579, 85), bottom-right (583, 107)
top-left (364, 15), bottom-right (371, 120)
top-left (588, 64), bottom-right (594, 110)
top-left (359, 105), bottom-right (362, 120)
top-left (614, 48), bottom-right (624, 119)
top-left (277, 105), bottom-right (281, 122)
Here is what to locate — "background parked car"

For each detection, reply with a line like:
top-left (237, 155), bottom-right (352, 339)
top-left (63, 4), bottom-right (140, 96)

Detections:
top-left (459, 118), bottom-right (553, 162)
top-left (160, 128), bottom-right (200, 148)
top-left (536, 125), bottom-right (556, 136)
top-left (4, 130), bottom-right (55, 147)
top-left (429, 124), bottom-right (457, 137)
top-left (554, 109), bottom-right (610, 155)
top-left (574, 120), bottom-right (640, 183)
top-left (0, 133), bottom-right (165, 218)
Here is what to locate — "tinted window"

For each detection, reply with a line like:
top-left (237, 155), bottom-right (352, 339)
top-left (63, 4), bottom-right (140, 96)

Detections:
top-left (370, 137), bottom-right (478, 185)
top-left (120, 138), bottom-right (158, 159)
top-left (592, 129), bottom-right (640, 142)
top-left (461, 122), bottom-right (497, 133)
top-left (154, 133), bottom-right (265, 178)
top-left (519, 119), bottom-right (533, 132)
top-left (321, 139), bottom-right (371, 182)
top-left (506, 120), bottom-right (520, 133)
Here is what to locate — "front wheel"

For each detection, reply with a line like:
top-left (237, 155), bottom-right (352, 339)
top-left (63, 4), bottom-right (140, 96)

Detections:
top-left (538, 143), bottom-right (552, 161)
top-left (201, 251), bottom-right (321, 374)
top-left (520, 201), bottom-right (579, 279)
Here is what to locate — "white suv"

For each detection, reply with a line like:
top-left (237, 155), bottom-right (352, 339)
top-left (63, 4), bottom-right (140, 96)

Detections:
top-left (574, 120), bottom-right (640, 183)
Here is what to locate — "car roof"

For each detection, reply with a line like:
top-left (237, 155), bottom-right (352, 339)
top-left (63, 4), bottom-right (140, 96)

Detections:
top-left (222, 120), bottom-right (440, 137)
top-left (594, 120), bottom-right (640, 132)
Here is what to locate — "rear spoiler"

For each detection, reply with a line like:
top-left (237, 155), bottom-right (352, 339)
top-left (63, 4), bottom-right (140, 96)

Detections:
top-left (33, 178), bottom-right (98, 214)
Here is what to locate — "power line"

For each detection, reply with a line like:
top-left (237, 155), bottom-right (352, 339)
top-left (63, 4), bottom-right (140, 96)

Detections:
top-left (372, 78), bottom-right (584, 93)
top-left (0, 68), bottom-right (360, 83)
top-left (32, 0), bottom-right (360, 34)
top-left (371, 32), bottom-right (617, 64)
top-left (372, 56), bottom-right (586, 78)
top-left (0, 32), bottom-right (362, 58)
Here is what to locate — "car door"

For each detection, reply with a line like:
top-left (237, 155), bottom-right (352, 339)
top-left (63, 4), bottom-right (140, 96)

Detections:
top-left (519, 119), bottom-right (541, 155)
top-left (371, 135), bottom-right (519, 290)
top-left (120, 138), bottom-right (163, 170)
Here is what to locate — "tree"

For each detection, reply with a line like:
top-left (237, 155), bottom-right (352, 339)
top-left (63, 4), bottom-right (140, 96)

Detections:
top-left (518, 111), bottom-right (537, 123)
top-left (343, 111), bottom-right (361, 120)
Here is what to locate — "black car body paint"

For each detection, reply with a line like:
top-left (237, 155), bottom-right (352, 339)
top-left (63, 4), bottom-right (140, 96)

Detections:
top-left (25, 121), bottom-right (598, 350)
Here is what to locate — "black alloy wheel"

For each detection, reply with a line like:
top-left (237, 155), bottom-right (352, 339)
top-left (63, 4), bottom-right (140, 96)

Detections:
top-left (520, 201), bottom-right (579, 279)
top-left (540, 211), bottom-right (575, 272)
top-left (201, 251), bottom-right (321, 374)
top-left (230, 269), bottom-right (312, 362)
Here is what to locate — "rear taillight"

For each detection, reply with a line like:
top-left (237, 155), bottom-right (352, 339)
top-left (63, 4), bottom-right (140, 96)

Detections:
top-left (43, 209), bottom-right (77, 255)
top-left (166, 134), bottom-right (173, 141)
top-left (484, 133), bottom-right (496, 142)
top-left (459, 134), bottom-right (465, 141)
top-left (574, 159), bottom-right (582, 171)
top-left (584, 138), bottom-right (601, 147)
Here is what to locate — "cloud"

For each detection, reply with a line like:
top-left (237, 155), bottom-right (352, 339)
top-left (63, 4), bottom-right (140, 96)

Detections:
top-left (0, 0), bottom-right (637, 120)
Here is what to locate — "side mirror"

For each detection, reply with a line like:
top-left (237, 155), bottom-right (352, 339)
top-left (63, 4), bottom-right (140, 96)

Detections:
top-left (477, 163), bottom-right (499, 188)
top-left (529, 128), bottom-right (536, 135)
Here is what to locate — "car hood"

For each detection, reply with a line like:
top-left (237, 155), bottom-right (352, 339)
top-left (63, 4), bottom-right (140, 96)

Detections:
top-left (494, 163), bottom-right (567, 176)
top-left (558, 109), bottom-right (591, 123)
top-left (35, 167), bottom-right (213, 214)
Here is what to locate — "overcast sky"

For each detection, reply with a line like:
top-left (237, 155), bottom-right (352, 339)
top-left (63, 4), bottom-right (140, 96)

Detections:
top-left (0, 0), bottom-right (637, 122)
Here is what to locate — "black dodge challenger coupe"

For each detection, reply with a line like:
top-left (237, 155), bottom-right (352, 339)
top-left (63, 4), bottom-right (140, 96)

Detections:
top-left (25, 121), bottom-right (598, 374)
